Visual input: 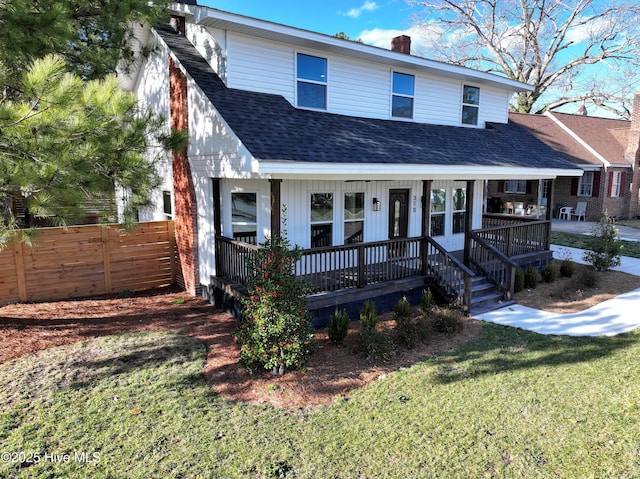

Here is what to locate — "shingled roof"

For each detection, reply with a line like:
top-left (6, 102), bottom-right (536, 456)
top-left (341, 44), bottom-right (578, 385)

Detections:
top-left (509, 112), bottom-right (631, 167)
top-left (156, 25), bottom-right (578, 172)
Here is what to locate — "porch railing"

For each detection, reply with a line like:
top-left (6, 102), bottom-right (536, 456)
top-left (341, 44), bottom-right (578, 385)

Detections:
top-left (468, 231), bottom-right (518, 300)
top-left (215, 236), bottom-right (258, 285)
top-left (423, 237), bottom-right (474, 308)
top-left (297, 237), bottom-right (422, 294)
top-left (474, 219), bottom-right (550, 257)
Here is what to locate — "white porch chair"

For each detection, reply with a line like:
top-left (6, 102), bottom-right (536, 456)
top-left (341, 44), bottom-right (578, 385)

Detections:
top-left (572, 202), bottom-right (587, 221)
top-left (559, 206), bottom-right (572, 220)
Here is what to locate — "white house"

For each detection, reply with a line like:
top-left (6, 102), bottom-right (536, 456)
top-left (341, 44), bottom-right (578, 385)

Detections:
top-left (122, 1), bottom-right (580, 321)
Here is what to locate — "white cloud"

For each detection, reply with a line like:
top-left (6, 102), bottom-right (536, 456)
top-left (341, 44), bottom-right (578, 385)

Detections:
top-left (341, 1), bottom-right (379, 19)
top-left (358, 25), bottom-right (437, 52)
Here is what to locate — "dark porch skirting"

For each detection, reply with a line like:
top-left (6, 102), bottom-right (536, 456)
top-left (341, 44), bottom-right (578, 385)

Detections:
top-left (203, 275), bottom-right (432, 328)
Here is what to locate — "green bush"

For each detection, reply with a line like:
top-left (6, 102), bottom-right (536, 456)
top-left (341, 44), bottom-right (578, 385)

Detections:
top-left (359, 300), bottom-right (378, 333)
top-left (579, 268), bottom-right (599, 288)
top-left (415, 317), bottom-right (432, 343)
top-left (419, 288), bottom-right (435, 314)
top-left (393, 297), bottom-right (417, 349)
top-left (557, 248), bottom-right (575, 278)
top-left (514, 268), bottom-right (525, 293)
top-left (524, 265), bottom-right (539, 289)
top-left (583, 215), bottom-right (623, 272)
top-left (431, 307), bottom-right (464, 335)
top-left (328, 308), bottom-right (350, 346)
top-left (355, 329), bottom-right (392, 361)
top-left (236, 234), bottom-right (317, 376)
top-left (540, 261), bottom-right (557, 283)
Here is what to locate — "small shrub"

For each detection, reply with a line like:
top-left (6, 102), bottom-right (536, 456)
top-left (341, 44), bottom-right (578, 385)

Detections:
top-left (579, 268), bottom-right (599, 288)
top-left (236, 233), bottom-right (317, 376)
top-left (583, 215), bottom-right (623, 272)
top-left (355, 329), bottom-right (392, 361)
top-left (540, 262), bottom-right (557, 283)
top-left (393, 296), bottom-right (418, 348)
top-left (393, 296), bottom-right (412, 320)
top-left (419, 288), bottom-right (435, 314)
top-left (415, 317), bottom-right (432, 344)
top-left (557, 248), bottom-right (575, 278)
top-left (431, 307), bottom-right (464, 335)
top-left (524, 265), bottom-right (539, 289)
top-left (359, 300), bottom-right (378, 333)
top-left (328, 308), bottom-right (349, 346)
top-left (514, 268), bottom-right (525, 293)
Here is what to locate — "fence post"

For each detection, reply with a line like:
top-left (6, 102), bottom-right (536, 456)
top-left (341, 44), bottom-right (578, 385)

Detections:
top-left (101, 226), bottom-right (112, 294)
top-left (13, 235), bottom-right (27, 302)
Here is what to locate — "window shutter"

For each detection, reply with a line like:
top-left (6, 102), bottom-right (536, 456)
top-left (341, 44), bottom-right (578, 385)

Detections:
top-left (570, 178), bottom-right (578, 196)
top-left (497, 181), bottom-right (504, 193)
top-left (592, 172), bottom-right (601, 197)
top-left (607, 172), bottom-right (613, 197)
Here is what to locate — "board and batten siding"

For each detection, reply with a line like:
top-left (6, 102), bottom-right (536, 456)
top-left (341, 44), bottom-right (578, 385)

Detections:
top-left (222, 33), bottom-right (512, 126)
top-left (216, 179), bottom-right (483, 251)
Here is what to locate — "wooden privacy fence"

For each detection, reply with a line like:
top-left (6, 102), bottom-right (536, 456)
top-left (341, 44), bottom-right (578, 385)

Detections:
top-left (0, 221), bottom-right (176, 306)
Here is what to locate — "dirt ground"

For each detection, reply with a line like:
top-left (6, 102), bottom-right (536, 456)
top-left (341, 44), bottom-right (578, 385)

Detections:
top-left (1, 263), bottom-right (639, 409)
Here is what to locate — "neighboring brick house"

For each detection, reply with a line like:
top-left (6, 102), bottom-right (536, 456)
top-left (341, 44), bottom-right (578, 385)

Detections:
top-left (121, 2), bottom-right (580, 315)
top-left (490, 106), bottom-right (640, 222)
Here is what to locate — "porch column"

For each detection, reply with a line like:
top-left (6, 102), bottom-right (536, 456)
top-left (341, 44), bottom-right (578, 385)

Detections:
top-left (421, 180), bottom-right (431, 275)
top-left (464, 180), bottom-right (475, 266)
top-left (547, 179), bottom-right (555, 221)
top-left (212, 178), bottom-right (222, 276)
top-left (270, 179), bottom-right (282, 237)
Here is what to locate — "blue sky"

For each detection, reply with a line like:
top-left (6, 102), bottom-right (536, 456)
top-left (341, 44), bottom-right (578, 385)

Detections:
top-left (198, 0), bottom-right (421, 50)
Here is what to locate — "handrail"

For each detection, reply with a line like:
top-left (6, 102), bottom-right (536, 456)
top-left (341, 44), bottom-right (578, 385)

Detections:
top-left (423, 236), bottom-right (474, 309)
top-left (468, 230), bottom-right (518, 300)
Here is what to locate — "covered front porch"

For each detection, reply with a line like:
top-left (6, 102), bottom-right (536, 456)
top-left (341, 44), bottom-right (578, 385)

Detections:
top-left (212, 214), bottom-right (552, 321)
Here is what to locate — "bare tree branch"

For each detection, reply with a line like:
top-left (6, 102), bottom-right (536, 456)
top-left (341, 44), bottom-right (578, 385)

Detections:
top-left (409, 0), bottom-right (640, 116)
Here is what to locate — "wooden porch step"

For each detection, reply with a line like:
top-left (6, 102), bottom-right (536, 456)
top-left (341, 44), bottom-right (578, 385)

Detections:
top-left (467, 275), bottom-right (511, 315)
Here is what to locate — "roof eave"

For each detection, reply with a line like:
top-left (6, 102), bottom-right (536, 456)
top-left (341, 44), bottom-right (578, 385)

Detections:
top-left (171, 3), bottom-right (533, 93)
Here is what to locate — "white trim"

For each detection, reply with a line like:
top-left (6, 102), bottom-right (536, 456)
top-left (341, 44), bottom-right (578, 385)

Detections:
top-left (173, 3), bottom-right (534, 93)
top-left (545, 111), bottom-right (611, 168)
top-left (258, 161), bottom-right (582, 180)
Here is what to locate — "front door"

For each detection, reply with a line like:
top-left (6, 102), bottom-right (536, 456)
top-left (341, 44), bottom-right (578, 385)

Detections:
top-left (388, 189), bottom-right (409, 257)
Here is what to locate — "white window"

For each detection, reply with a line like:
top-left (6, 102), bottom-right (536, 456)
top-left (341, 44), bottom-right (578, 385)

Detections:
top-left (610, 171), bottom-right (622, 197)
top-left (231, 192), bottom-right (257, 244)
top-left (578, 171), bottom-right (594, 197)
top-left (344, 192), bottom-right (364, 244)
top-left (297, 53), bottom-right (327, 109)
top-left (452, 188), bottom-right (466, 234)
top-left (391, 72), bottom-right (414, 119)
top-left (310, 193), bottom-right (333, 247)
top-left (162, 190), bottom-right (172, 220)
top-left (462, 85), bottom-right (480, 125)
top-left (430, 188), bottom-right (446, 237)
top-left (504, 180), bottom-right (527, 194)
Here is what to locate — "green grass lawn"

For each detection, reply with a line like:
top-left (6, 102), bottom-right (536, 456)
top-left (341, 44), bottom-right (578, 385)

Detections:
top-left (551, 231), bottom-right (640, 258)
top-left (1, 328), bottom-right (640, 478)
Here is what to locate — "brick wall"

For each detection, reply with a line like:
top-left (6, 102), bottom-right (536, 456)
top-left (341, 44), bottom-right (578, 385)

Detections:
top-left (169, 53), bottom-right (200, 295)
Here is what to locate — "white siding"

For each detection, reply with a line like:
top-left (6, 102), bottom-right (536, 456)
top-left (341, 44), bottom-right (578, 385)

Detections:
top-left (219, 33), bottom-right (514, 126)
top-left (186, 24), bottom-right (227, 82)
top-left (227, 33), bottom-right (295, 101)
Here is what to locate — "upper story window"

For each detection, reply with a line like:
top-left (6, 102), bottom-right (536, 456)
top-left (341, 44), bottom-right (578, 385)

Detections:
top-left (297, 53), bottom-right (327, 109)
top-left (231, 192), bottom-right (257, 244)
top-left (578, 171), bottom-right (594, 197)
top-left (392, 72), bottom-right (414, 119)
top-left (462, 85), bottom-right (480, 125)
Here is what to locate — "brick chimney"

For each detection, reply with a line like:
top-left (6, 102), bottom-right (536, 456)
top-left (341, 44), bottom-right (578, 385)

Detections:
top-left (391, 35), bottom-right (411, 54)
top-left (626, 92), bottom-right (640, 219)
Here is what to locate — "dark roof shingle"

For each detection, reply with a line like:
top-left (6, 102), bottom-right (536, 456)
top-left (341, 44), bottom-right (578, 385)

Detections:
top-left (156, 25), bottom-right (578, 171)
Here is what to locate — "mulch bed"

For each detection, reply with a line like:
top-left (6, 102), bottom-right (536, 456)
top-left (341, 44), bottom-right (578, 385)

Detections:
top-left (0, 286), bottom-right (482, 410)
